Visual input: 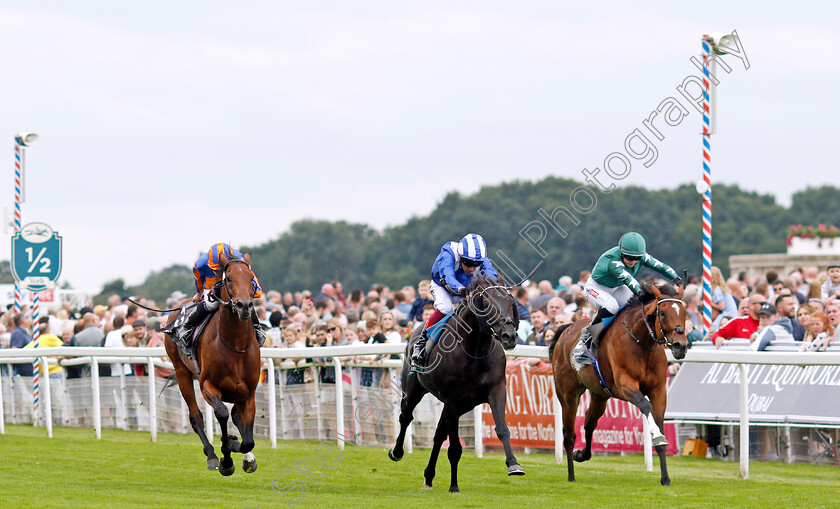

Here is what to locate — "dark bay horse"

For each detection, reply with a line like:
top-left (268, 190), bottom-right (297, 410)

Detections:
top-left (164, 253), bottom-right (261, 476)
top-left (388, 274), bottom-right (525, 493)
top-left (548, 282), bottom-right (688, 486)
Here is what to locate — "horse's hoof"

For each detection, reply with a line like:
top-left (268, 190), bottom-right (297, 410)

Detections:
top-left (219, 459), bottom-right (235, 476)
top-left (661, 477), bottom-right (671, 487)
top-left (207, 458), bottom-right (220, 470)
top-left (243, 452), bottom-right (257, 473)
top-left (507, 464), bottom-right (525, 476)
top-left (421, 483), bottom-right (433, 490)
top-left (652, 436), bottom-right (669, 447)
top-left (573, 450), bottom-right (590, 462)
top-left (449, 486), bottom-right (460, 493)
top-left (388, 448), bottom-right (403, 462)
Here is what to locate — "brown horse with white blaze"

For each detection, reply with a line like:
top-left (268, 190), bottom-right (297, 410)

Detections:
top-left (548, 282), bottom-right (688, 486)
top-left (164, 252), bottom-right (261, 476)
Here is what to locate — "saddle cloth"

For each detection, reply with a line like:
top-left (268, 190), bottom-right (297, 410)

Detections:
top-left (426, 312), bottom-right (454, 345)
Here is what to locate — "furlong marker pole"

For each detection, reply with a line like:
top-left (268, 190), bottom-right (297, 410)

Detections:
top-left (32, 293), bottom-right (40, 425)
top-left (13, 137), bottom-right (23, 313)
top-left (700, 36), bottom-right (714, 334)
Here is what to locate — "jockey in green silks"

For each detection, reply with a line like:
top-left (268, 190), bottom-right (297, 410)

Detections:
top-left (581, 232), bottom-right (682, 350)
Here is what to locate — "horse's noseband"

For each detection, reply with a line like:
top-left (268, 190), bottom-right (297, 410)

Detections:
top-left (473, 284), bottom-right (517, 339)
top-left (219, 258), bottom-right (256, 309)
top-left (625, 297), bottom-right (685, 348)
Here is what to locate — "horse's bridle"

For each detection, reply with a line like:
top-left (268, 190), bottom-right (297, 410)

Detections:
top-left (471, 284), bottom-right (517, 340)
top-left (218, 258), bottom-right (257, 309)
top-left (212, 258), bottom-right (258, 353)
top-left (624, 297), bottom-right (686, 348)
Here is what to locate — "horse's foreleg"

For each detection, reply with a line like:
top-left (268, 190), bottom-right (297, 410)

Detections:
top-left (202, 384), bottom-right (234, 476)
top-left (444, 406), bottom-right (462, 493)
top-left (389, 371), bottom-right (426, 462)
top-left (623, 381), bottom-right (670, 486)
top-left (575, 392), bottom-right (608, 463)
top-left (623, 384), bottom-right (667, 446)
top-left (174, 365), bottom-right (218, 470)
top-left (423, 411), bottom-right (449, 490)
top-left (488, 384), bottom-right (524, 476)
top-left (232, 395), bottom-right (258, 473)
top-left (649, 385), bottom-right (670, 486)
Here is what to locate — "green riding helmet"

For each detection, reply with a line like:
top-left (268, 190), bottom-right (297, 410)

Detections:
top-left (618, 232), bottom-right (647, 257)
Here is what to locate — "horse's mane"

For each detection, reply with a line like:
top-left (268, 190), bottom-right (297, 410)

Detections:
top-left (466, 273), bottom-right (500, 293)
top-left (625, 281), bottom-right (678, 308)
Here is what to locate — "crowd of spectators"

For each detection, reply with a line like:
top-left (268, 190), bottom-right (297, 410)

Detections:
top-left (1, 263), bottom-right (838, 384)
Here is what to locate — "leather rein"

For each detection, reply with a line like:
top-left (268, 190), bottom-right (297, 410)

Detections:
top-left (622, 297), bottom-right (686, 349)
top-left (215, 258), bottom-right (258, 353)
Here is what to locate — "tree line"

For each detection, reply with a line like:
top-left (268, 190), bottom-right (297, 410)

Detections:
top-left (11, 180), bottom-right (832, 304)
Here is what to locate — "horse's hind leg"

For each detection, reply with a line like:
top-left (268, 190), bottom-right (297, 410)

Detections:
top-left (422, 411), bottom-right (449, 490)
top-left (232, 395), bottom-right (258, 473)
top-left (558, 385), bottom-right (583, 482)
top-left (202, 383), bottom-right (235, 476)
top-left (388, 371), bottom-right (426, 462)
top-left (488, 384), bottom-right (524, 476)
top-left (173, 364), bottom-right (219, 470)
top-left (575, 392), bottom-right (608, 463)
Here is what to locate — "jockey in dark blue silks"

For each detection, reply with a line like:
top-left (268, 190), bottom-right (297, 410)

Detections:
top-left (163, 243), bottom-right (266, 347)
top-left (410, 233), bottom-right (498, 368)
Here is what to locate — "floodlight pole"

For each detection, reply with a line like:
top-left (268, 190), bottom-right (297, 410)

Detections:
top-left (13, 132), bottom-right (41, 426)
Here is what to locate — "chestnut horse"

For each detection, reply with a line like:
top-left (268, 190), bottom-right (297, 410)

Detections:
top-left (164, 253), bottom-right (261, 476)
top-left (548, 282), bottom-right (688, 486)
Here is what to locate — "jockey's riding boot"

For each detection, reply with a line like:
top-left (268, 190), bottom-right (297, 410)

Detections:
top-left (410, 328), bottom-right (429, 369)
top-left (176, 294), bottom-right (220, 345)
top-left (585, 308), bottom-right (615, 351)
top-left (251, 311), bottom-right (266, 347)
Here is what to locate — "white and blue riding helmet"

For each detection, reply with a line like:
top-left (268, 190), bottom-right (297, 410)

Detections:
top-left (457, 233), bottom-right (487, 263)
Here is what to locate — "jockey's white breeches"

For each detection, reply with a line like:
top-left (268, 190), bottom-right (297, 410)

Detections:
top-left (583, 277), bottom-right (634, 315)
top-left (429, 281), bottom-right (464, 315)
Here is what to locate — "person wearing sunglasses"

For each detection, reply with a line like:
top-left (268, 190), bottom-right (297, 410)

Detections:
top-left (410, 233), bottom-right (499, 368)
top-left (580, 232), bottom-right (682, 354)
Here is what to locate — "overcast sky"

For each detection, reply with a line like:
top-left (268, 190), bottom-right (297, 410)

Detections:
top-left (2, 1), bottom-right (838, 293)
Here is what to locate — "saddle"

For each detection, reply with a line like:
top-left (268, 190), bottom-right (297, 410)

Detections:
top-left (162, 303), bottom-right (215, 375)
top-left (408, 312), bottom-right (454, 369)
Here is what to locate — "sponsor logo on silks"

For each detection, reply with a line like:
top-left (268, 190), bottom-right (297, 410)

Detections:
top-left (588, 289), bottom-right (599, 299)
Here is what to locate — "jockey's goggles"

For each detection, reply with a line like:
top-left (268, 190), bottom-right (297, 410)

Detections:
top-left (621, 254), bottom-right (642, 262)
top-left (461, 258), bottom-right (483, 268)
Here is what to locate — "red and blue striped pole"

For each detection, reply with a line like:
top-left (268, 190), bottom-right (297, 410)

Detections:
top-left (32, 293), bottom-right (41, 424)
top-left (13, 137), bottom-right (23, 313)
top-left (701, 36), bottom-right (713, 334)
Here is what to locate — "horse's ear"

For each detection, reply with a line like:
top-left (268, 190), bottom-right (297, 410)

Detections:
top-left (649, 284), bottom-right (662, 299)
top-left (243, 252), bottom-right (251, 264)
top-left (219, 251), bottom-right (229, 267)
top-left (496, 272), bottom-right (506, 287)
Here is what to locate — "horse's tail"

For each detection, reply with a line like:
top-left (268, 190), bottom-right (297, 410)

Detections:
top-left (158, 375), bottom-right (179, 398)
top-left (547, 323), bottom-right (573, 361)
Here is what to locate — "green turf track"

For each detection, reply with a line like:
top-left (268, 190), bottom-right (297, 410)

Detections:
top-left (1, 425), bottom-right (837, 508)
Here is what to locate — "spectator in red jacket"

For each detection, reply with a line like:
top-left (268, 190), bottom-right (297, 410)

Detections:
top-left (711, 294), bottom-right (765, 348)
